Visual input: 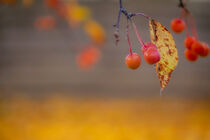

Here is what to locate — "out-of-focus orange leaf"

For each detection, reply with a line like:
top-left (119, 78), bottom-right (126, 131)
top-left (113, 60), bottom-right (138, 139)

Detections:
top-left (0, 0), bottom-right (17, 4)
top-left (45, 0), bottom-right (60, 9)
top-left (84, 20), bottom-right (106, 45)
top-left (55, 4), bottom-right (67, 18)
top-left (22, 0), bottom-right (33, 7)
top-left (34, 16), bottom-right (56, 30)
top-left (66, 4), bottom-right (91, 27)
top-left (77, 46), bottom-right (101, 70)
top-left (149, 19), bottom-right (178, 91)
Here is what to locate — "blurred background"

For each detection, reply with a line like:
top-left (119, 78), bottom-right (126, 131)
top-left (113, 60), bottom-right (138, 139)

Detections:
top-left (0, 0), bottom-right (210, 140)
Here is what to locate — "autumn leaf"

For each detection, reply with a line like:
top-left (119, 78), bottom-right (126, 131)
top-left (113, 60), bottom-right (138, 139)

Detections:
top-left (66, 4), bottom-right (91, 27)
top-left (84, 20), bottom-right (106, 45)
top-left (149, 19), bottom-right (178, 91)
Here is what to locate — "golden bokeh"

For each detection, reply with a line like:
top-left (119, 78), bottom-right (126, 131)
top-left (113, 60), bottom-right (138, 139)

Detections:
top-left (0, 97), bottom-right (209, 140)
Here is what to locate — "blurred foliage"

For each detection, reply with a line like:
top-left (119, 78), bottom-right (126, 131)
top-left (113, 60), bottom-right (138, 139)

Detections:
top-left (0, 0), bottom-right (106, 70)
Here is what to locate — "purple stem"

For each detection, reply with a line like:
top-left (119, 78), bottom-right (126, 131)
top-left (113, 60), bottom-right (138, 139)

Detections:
top-left (120, 0), bottom-right (122, 8)
top-left (115, 10), bottom-right (121, 29)
top-left (114, 0), bottom-right (123, 31)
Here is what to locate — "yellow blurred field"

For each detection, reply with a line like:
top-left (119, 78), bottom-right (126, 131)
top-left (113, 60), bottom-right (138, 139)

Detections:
top-left (0, 96), bottom-right (209, 140)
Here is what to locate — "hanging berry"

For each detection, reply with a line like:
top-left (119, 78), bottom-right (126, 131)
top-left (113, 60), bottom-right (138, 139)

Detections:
top-left (114, 0), bottom-right (178, 93)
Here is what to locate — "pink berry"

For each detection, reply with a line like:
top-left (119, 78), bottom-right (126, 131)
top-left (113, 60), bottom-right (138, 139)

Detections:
top-left (142, 42), bottom-right (157, 54)
top-left (144, 47), bottom-right (160, 64)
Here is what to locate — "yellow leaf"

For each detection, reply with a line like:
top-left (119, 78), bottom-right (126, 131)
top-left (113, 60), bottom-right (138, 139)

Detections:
top-left (66, 4), bottom-right (91, 27)
top-left (149, 20), bottom-right (178, 91)
top-left (84, 20), bottom-right (106, 45)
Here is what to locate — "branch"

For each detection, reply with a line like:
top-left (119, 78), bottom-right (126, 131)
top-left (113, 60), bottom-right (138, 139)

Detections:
top-left (120, 0), bottom-right (122, 8)
top-left (178, 0), bottom-right (185, 8)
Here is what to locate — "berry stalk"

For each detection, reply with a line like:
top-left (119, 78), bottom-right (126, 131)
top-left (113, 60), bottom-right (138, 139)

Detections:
top-left (134, 12), bottom-right (151, 20)
top-left (188, 14), bottom-right (198, 40)
top-left (182, 10), bottom-right (190, 37)
top-left (126, 19), bottom-right (133, 55)
top-left (131, 19), bottom-right (145, 48)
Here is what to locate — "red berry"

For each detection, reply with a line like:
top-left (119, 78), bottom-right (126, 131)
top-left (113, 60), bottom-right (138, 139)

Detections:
top-left (191, 41), bottom-right (205, 55)
top-left (125, 53), bottom-right (141, 70)
top-left (185, 49), bottom-right (198, 61)
top-left (171, 18), bottom-right (186, 33)
top-left (144, 47), bottom-right (160, 64)
top-left (142, 42), bottom-right (157, 54)
top-left (200, 42), bottom-right (209, 57)
top-left (184, 36), bottom-right (196, 49)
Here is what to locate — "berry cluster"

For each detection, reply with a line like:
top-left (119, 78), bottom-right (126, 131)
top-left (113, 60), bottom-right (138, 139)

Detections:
top-left (114, 0), bottom-right (160, 70)
top-left (171, 0), bottom-right (209, 62)
top-left (184, 37), bottom-right (209, 61)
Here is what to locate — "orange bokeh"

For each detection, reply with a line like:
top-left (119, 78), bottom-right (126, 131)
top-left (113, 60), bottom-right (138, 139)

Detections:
top-left (66, 4), bottom-right (91, 27)
top-left (77, 46), bottom-right (101, 69)
top-left (84, 20), bottom-right (106, 45)
top-left (34, 16), bottom-right (56, 30)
